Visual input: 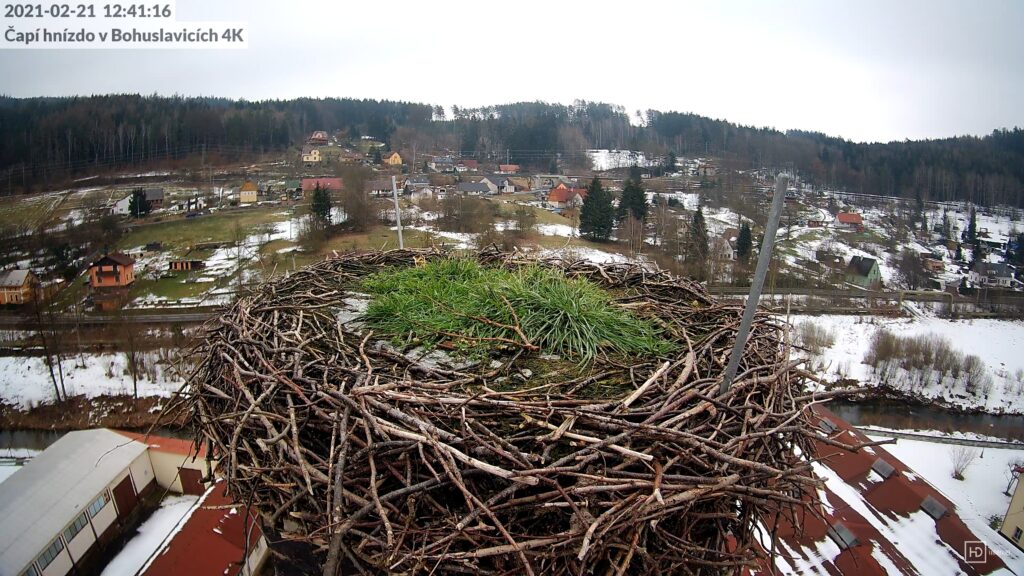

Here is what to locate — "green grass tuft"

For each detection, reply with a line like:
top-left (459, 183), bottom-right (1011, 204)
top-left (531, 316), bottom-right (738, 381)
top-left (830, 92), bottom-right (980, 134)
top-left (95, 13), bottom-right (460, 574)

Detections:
top-left (360, 259), bottom-right (673, 363)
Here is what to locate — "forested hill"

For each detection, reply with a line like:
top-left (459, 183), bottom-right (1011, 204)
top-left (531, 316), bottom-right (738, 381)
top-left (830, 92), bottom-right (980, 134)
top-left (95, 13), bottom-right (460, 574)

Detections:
top-left (1, 95), bottom-right (1021, 207)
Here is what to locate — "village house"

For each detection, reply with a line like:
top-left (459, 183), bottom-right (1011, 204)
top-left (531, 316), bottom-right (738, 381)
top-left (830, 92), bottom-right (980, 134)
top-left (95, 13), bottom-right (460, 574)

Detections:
top-left (721, 227), bottom-right (739, 260)
top-left (0, 269), bottom-right (39, 306)
top-left (140, 480), bottom-right (268, 576)
top-left (844, 255), bottom-right (881, 289)
top-left (1000, 465), bottom-right (1024, 551)
top-left (409, 187), bottom-right (434, 204)
top-left (970, 261), bottom-right (1014, 288)
top-left (836, 212), bottom-right (865, 232)
top-left (369, 178), bottom-right (396, 197)
top-left (497, 163), bottom-right (520, 174)
top-left (301, 177), bottom-right (343, 196)
top-left (0, 429), bottom-right (213, 576)
top-left (747, 406), bottom-right (1015, 575)
top-left (455, 182), bottom-right (491, 196)
top-left (383, 151), bottom-right (403, 166)
top-left (403, 176), bottom-right (430, 191)
top-left (921, 254), bottom-right (945, 273)
top-left (301, 145), bottom-right (322, 165)
top-left (88, 253), bottom-right (135, 290)
top-left (239, 180), bottom-right (259, 204)
top-left (428, 156), bottom-right (456, 173)
top-left (111, 194), bottom-right (132, 215)
top-left (308, 130), bottom-right (329, 145)
top-left (456, 159), bottom-right (478, 172)
top-left (532, 174), bottom-right (572, 190)
top-left (478, 175), bottom-right (515, 195)
top-left (546, 184), bottom-right (587, 210)
top-left (144, 188), bottom-right (165, 210)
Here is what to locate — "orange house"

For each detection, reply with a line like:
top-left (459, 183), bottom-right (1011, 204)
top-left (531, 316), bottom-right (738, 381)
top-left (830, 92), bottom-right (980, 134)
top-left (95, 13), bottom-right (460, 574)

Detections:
top-left (89, 253), bottom-right (135, 289)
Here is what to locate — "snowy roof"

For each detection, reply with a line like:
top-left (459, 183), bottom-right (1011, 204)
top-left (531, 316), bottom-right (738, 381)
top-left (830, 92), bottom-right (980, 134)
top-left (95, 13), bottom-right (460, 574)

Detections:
top-left (0, 269), bottom-right (32, 288)
top-left (142, 482), bottom-right (263, 576)
top-left (0, 429), bottom-right (148, 573)
top-left (752, 407), bottom-right (1015, 575)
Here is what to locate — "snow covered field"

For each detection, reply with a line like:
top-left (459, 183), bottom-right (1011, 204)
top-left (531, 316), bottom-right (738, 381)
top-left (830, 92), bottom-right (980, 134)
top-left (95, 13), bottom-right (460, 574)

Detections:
top-left (792, 314), bottom-right (1024, 413)
top-left (0, 353), bottom-right (182, 408)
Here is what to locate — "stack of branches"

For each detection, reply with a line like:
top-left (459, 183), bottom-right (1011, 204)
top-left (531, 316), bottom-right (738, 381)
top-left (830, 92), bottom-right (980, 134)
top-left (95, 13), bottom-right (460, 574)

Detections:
top-left (189, 247), bottom-right (856, 575)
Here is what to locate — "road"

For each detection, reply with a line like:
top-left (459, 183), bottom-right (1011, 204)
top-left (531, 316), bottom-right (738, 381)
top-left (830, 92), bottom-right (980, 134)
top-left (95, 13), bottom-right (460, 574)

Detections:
top-left (858, 426), bottom-right (1024, 451)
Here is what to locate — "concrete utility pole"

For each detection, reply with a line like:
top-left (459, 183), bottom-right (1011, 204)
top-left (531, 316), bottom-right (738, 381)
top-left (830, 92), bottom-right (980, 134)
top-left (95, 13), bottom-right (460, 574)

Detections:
top-left (719, 174), bottom-right (788, 396)
top-left (391, 176), bottom-right (404, 249)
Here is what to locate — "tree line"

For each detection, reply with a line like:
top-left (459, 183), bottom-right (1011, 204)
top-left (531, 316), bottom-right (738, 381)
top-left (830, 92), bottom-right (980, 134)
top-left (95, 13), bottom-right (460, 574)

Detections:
top-left (2, 95), bottom-right (1023, 207)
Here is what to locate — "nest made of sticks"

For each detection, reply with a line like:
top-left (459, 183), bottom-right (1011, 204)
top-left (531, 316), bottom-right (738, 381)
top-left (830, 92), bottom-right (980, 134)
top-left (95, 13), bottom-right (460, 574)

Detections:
top-left (189, 247), bottom-right (848, 575)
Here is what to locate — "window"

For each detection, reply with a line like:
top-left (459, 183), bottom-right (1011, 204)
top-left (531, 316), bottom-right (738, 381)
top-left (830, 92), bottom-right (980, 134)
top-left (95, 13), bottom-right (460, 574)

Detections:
top-left (871, 458), bottom-right (896, 480)
top-left (63, 511), bottom-right (89, 542)
top-left (826, 522), bottom-right (859, 550)
top-left (87, 491), bottom-right (109, 518)
top-left (920, 495), bottom-right (948, 520)
top-left (36, 537), bottom-right (64, 570)
top-left (1014, 527), bottom-right (1022, 541)
top-left (20, 565), bottom-right (39, 576)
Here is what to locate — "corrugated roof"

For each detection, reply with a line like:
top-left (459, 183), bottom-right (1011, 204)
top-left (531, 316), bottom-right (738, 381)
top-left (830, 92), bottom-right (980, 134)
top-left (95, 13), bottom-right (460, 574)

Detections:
top-left (0, 429), bottom-right (148, 573)
top-left (0, 269), bottom-right (31, 288)
top-left (113, 430), bottom-right (208, 458)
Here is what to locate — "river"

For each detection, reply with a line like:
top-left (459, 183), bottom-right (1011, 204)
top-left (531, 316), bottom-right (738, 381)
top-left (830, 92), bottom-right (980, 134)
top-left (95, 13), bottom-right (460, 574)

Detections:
top-left (828, 400), bottom-right (1024, 442)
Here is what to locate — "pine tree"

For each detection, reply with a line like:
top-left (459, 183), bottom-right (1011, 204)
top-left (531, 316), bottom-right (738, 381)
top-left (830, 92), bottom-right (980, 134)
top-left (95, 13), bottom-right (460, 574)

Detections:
top-left (617, 179), bottom-right (648, 222)
top-left (968, 206), bottom-right (978, 244)
top-left (941, 210), bottom-right (952, 241)
top-left (687, 206), bottom-right (710, 280)
top-left (736, 222), bottom-right (753, 261)
top-left (127, 188), bottom-right (150, 218)
top-left (664, 150), bottom-right (677, 173)
top-left (310, 183), bottom-right (332, 229)
top-left (373, 147), bottom-right (383, 165)
top-left (580, 177), bottom-right (613, 242)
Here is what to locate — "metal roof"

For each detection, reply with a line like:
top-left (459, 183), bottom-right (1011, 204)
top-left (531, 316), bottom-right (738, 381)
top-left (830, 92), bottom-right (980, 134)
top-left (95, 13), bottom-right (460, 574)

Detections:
top-left (0, 429), bottom-right (148, 573)
top-left (0, 269), bottom-right (31, 288)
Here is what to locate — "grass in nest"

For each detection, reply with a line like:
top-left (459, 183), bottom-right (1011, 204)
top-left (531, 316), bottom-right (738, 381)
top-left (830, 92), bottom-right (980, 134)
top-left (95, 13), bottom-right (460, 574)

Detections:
top-left (360, 259), bottom-right (673, 363)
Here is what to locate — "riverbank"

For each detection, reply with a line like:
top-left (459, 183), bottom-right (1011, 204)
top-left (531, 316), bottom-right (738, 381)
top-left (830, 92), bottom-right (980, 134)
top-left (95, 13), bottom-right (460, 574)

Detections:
top-left (0, 394), bottom-right (186, 431)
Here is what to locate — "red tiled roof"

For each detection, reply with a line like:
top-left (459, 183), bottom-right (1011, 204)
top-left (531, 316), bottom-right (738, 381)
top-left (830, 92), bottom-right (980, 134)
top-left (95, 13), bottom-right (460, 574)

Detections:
top-left (547, 187), bottom-right (587, 204)
top-left (113, 430), bottom-right (208, 458)
top-left (302, 177), bottom-right (343, 192)
top-left (142, 481), bottom-right (263, 576)
top-left (837, 212), bottom-right (863, 225)
top-left (499, 164), bottom-right (520, 172)
top-left (459, 159), bottom-right (479, 169)
top-left (751, 406), bottom-right (1010, 575)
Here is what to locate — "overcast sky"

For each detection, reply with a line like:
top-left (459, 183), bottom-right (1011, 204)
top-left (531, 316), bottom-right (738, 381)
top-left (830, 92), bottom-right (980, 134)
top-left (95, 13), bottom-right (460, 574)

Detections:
top-left (1, 0), bottom-right (1021, 143)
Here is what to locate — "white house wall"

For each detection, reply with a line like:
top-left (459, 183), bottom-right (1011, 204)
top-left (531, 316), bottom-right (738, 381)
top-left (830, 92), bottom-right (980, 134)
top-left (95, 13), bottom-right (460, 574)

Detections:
top-left (148, 450), bottom-right (206, 493)
top-left (65, 522), bottom-right (96, 563)
top-left (40, 548), bottom-right (72, 576)
top-left (128, 452), bottom-right (156, 493)
top-left (90, 495), bottom-right (117, 537)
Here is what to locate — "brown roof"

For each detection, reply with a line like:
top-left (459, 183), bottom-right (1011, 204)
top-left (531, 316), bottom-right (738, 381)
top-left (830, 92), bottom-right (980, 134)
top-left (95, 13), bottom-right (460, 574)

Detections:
top-left (93, 252), bottom-right (134, 267)
top-left (240, 181), bottom-right (258, 192)
top-left (301, 177), bottom-right (343, 192)
top-left (750, 406), bottom-right (1010, 575)
top-left (142, 481), bottom-right (262, 576)
top-left (547, 187), bottom-right (587, 204)
top-left (837, 212), bottom-right (863, 225)
top-left (499, 164), bottom-right (520, 172)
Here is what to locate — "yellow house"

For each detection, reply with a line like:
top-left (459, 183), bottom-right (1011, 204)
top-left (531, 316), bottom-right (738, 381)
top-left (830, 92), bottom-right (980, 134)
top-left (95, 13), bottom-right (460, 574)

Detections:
top-left (383, 151), bottom-right (402, 166)
top-left (1001, 465), bottom-right (1024, 549)
top-left (240, 181), bottom-right (258, 204)
top-left (301, 147), bottom-right (321, 164)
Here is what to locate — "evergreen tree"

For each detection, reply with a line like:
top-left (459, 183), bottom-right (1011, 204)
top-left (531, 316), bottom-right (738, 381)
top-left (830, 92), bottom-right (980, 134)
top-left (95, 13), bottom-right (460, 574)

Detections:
top-left (955, 243), bottom-right (964, 262)
top-left (664, 150), bottom-right (677, 173)
top-left (579, 177), bottom-right (614, 242)
top-left (373, 147), bottom-right (383, 165)
top-left (941, 210), bottom-right (952, 241)
top-left (736, 222), bottom-right (753, 261)
top-left (310, 183), bottom-right (332, 228)
top-left (127, 188), bottom-right (150, 218)
top-left (968, 206), bottom-right (978, 244)
top-left (687, 206), bottom-right (710, 280)
top-left (628, 164), bottom-right (643, 183)
top-left (617, 179), bottom-right (648, 222)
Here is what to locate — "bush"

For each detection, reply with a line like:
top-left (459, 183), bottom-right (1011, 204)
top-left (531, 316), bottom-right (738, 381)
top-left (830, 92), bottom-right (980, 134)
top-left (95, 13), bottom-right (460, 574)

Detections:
top-left (796, 321), bottom-right (836, 355)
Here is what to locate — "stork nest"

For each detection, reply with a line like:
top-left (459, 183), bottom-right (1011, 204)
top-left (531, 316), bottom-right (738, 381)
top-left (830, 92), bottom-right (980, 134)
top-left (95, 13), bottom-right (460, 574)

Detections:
top-left (188, 247), bottom-right (850, 575)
